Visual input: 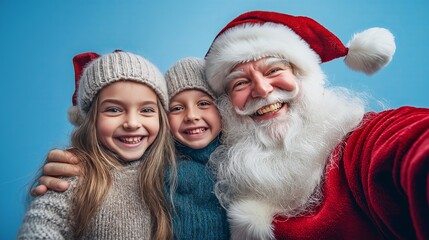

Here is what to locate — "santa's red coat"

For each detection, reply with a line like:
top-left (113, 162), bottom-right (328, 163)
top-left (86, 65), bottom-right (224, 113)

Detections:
top-left (273, 106), bottom-right (429, 239)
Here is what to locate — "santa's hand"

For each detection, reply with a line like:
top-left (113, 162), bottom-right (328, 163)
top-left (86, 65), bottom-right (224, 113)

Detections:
top-left (31, 149), bottom-right (81, 196)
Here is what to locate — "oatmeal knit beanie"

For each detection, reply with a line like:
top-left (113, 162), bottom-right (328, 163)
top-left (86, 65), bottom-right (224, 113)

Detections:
top-left (68, 51), bottom-right (168, 126)
top-left (164, 57), bottom-right (216, 100)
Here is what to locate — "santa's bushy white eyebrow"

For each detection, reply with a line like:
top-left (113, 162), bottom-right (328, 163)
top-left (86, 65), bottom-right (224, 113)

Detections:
top-left (225, 70), bottom-right (245, 83)
top-left (262, 57), bottom-right (291, 68)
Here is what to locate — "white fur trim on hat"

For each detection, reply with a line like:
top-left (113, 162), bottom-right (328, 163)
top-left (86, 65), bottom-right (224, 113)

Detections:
top-left (205, 23), bottom-right (321, 96)
top-left (345, 27), bottom-right (396, 75)
top-left (228, 199), bottom-right (277, 240)
top-left (68, 106), bottom-right (83, 126)
top-left (206, 21), bottom-right (396, 96)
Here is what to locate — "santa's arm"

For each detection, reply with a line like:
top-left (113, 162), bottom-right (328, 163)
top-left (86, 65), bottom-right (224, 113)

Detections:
top-left (399, 110), bottom-right (429, 240)
top-left (344, 106), bottom-right (429, 240)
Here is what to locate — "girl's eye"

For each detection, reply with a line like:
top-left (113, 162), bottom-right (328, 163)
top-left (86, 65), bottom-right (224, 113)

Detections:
top-left (105, 107), bottom-right (122, 113)
top-left (141, 107), bottom-right (155, 113)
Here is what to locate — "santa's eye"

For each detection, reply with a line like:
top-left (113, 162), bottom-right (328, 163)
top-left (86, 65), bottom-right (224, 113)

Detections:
top-left (230, 79), bottom-right (249, 91)
top-left (267, 67), bottom-right (283, 75)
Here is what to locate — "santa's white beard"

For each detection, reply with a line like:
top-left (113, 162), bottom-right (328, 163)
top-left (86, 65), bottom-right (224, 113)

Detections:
top-left (210, 73), bottom-right (366, 217)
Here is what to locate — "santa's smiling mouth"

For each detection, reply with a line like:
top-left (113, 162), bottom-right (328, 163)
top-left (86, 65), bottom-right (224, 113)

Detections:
top-left (255, 102), bottom-right (284, 116)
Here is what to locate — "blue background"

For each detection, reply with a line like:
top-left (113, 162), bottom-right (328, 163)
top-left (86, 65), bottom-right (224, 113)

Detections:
top-left (1, 0), bottom-right (428, 238)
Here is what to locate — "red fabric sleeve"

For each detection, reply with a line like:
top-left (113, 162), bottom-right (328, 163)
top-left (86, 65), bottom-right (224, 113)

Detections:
top-left (344, 106), bottom-right (429, 239)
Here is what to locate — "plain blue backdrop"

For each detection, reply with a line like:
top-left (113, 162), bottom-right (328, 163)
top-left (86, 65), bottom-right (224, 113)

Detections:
top-left (1, 0), bottom-right (428, 238)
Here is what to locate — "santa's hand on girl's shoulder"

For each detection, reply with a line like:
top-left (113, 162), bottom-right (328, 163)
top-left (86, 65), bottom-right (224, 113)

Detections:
top-left (31, 149), bottom-right (81, 196)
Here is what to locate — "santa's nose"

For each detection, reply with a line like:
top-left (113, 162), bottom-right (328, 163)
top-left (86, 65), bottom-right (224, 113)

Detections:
top-left (251, 76), bottom-right (273, 98)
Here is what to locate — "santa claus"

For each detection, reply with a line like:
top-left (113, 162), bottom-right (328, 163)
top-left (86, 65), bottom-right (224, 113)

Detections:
top-left (204, 11), bottom-right (429, 239)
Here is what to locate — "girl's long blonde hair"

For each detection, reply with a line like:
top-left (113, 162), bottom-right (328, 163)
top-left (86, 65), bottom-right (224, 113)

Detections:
top-left (70, 93), bottom-right (176, 239)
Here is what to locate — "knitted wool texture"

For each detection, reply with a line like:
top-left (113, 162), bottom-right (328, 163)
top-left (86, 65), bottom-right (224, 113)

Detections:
top-left (165, 57), bottom-right (216, 100)
top-left (164, 137), bottom-right (230, 240)
top-left (18, 161), bottom-right (151, 239)
top-left (78, 51), bottom-right (168, 114)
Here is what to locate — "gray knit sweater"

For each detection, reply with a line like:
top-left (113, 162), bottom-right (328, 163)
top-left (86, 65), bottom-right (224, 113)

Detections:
top-left (18, 160), bottom-right (151, 239)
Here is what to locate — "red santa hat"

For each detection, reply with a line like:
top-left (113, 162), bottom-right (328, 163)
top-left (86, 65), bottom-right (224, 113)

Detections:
top-left (205, 11), bottom-right (396, 96)
top-left (68, 52), bottom-right (100, 126)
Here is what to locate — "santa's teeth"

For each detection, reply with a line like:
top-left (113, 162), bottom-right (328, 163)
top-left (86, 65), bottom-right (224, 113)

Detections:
top-left (256, 103), bottom-right (283, 115)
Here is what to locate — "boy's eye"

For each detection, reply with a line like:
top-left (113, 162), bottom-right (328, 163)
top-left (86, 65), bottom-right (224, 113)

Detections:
top-left (198, 100), bottom-right (211, 107)
top-left (169, 106), bottom-right (184, 112)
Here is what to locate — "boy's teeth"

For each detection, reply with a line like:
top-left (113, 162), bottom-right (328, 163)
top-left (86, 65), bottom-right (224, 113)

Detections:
top-left (187, 128), bottom-right (205, 134)
top-left (256, 102), bottom-right (282, 116)
top-left (120, 137), bottom-right (142, 144)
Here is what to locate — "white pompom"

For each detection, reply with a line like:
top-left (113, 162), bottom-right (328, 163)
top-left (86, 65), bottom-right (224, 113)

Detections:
top-left (228, 199), bottom-right (276, 240)
top-left (345, 27), bottom-right (396, 75)
top-left (67, 106), bottom-right (84, 126)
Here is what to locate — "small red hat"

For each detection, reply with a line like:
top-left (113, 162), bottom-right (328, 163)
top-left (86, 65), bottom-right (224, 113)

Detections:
top-left (71, 52), bottom-right (100, 106)
top-left (205, 11), bottom-right (396, 95)
top-left (68, 52), bottom-right (100, 126)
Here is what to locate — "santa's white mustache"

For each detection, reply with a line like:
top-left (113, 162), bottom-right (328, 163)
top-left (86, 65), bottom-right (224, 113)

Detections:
top-left (234, 86), bottom-right (300, 116)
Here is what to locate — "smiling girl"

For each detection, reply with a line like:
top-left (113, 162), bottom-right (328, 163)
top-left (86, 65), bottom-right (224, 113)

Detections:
top-left (19, 51), bottom-right (176, 239)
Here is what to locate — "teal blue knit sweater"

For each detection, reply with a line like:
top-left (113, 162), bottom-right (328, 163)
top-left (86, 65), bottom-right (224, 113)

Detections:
top-left (165, 136), bottom-right (230, 239)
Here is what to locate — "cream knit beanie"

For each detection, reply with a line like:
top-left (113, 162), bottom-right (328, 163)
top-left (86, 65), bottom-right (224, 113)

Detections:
top-left (68, 51), bottom-right (168, 126)
top-left (165, 57), bottom-right (215, 100)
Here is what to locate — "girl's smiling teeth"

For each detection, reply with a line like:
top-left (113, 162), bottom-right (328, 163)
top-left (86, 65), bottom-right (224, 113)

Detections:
top-left (255, 102), bottom-right (284, 116)
top-left (117, 136), bottom-right (144, 144)
top-left (184, 127), bottom-right (207, 135)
